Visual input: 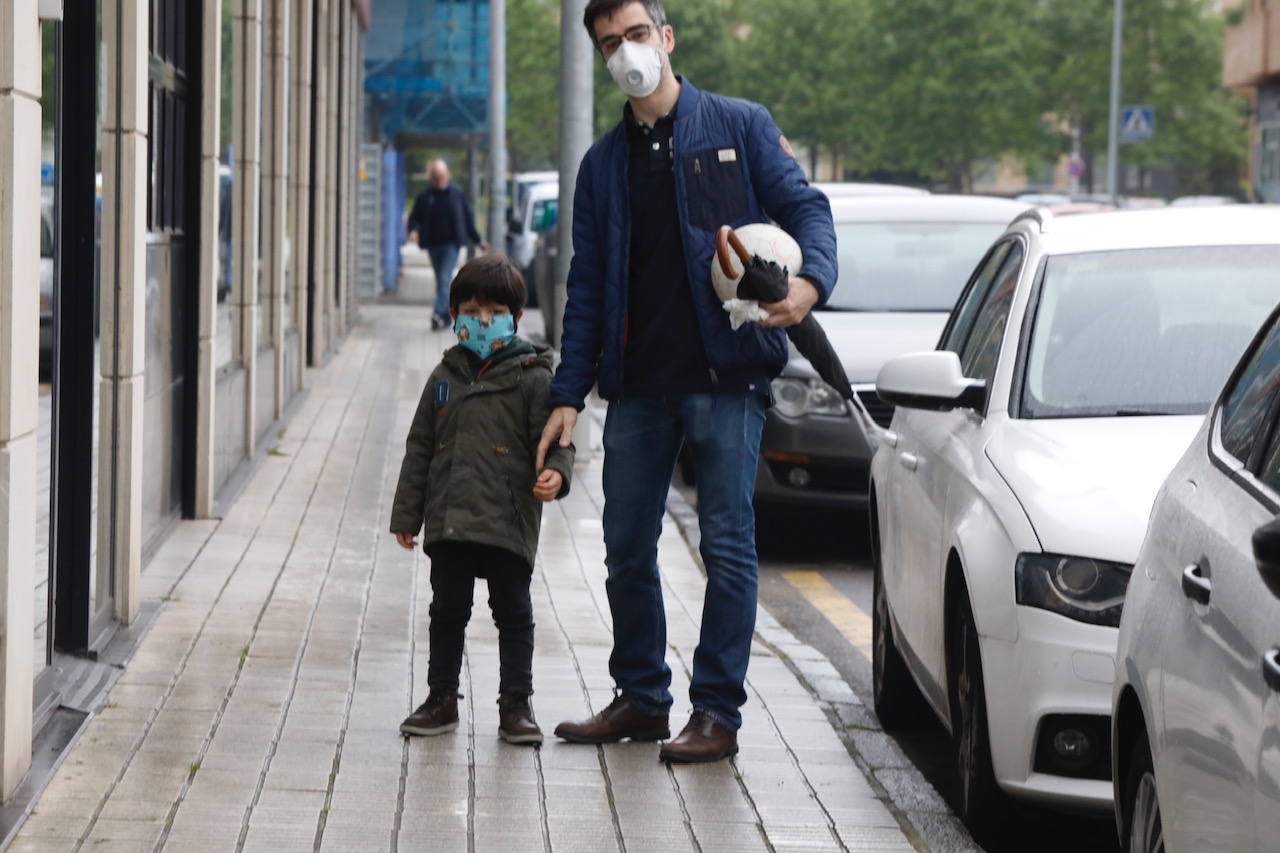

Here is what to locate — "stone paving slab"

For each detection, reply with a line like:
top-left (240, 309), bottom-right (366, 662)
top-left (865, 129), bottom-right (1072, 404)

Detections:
top-left (10, 305), bottom-right (920, 852)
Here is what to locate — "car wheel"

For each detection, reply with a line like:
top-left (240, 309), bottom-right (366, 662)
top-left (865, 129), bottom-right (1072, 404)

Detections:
top-left (949, 590), bottom-right (1002, 835)
top-left (1123, 735), bottom-right (1164, 853)
top-left (871, 522), bottom-right (928, 729)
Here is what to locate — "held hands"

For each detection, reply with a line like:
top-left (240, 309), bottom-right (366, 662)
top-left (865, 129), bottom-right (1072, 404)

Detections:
top-left (533, 469), bottom-right (563, 502)
top-left (536, 407), bottom-right (578, 472)
top-left (758, 277), bottom-right (820, 328)
top-left (394, 531), bottom-right (417, 550)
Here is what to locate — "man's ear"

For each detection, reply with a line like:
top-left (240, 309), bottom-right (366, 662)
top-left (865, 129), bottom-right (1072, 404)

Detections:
top-left (663, 25), bottom-right (675, 54)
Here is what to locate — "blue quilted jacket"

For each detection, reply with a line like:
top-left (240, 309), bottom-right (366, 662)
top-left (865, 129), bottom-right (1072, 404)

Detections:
top-left (548, 79), bottom-right (838, 410)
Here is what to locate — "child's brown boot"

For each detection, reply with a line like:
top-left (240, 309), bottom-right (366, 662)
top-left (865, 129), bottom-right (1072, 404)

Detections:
top-left (400, 691), bottom-right (460, 736)
top-left (498, 693), bottom-right (543, 746)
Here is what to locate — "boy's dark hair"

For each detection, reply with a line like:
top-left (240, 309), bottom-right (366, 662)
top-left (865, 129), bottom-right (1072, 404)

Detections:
top-left (583, 0), bottom-right (666, 46)
top-left (448, 254), bottom-right (527, 314)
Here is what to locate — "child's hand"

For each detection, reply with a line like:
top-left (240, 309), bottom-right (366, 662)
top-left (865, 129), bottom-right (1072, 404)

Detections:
top-left (533, 469), bottom-right (563, 502)
top-left (394, 531), bottom-right (418, 550)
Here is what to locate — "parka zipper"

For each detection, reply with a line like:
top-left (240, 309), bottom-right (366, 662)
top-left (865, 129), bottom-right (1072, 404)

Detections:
top-left (669, 122), bottom-right (722, 387)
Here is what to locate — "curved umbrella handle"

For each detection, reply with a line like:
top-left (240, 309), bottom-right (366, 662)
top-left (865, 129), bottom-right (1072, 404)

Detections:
top-left (715, 226), bottom-right (754, 279)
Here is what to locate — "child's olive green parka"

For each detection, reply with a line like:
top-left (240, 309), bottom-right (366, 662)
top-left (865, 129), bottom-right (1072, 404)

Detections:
top-left (390, 339), bottom-right (574, 567)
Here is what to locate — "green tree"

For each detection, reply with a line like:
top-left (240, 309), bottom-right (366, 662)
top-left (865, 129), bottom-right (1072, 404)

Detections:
top-left (507, 0), bottom-right (563, 170)
top-left (1037, 0), bottom-right (1247, 196)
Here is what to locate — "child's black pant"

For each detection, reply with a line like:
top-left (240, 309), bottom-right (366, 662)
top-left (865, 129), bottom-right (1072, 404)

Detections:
top-left (426, 540), bottom-right (534, 697)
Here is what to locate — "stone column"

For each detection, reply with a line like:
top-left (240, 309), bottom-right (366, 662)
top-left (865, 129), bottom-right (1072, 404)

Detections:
top-left (0, 0), bottom-right (39, 798)
top-left (99, 0), bottom-right (150, 625)
top-left (309, 0), bottom-right (329, 363)
top-left (289, 0), bottom-right (313, 384)
top-left (263, 0), bottom-right (290, 418)
top-left (195, 0), bottom-right (223, 519)
top-left (232, 0), bottom-right (262, 455)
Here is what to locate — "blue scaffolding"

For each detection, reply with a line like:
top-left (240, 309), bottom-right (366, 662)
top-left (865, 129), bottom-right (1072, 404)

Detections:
top-left (364, 0), bottom-right (491, 141)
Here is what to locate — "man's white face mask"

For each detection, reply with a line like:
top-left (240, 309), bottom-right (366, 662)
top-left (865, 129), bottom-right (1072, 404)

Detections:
top-left (606, 39), bottom-right (664, 99)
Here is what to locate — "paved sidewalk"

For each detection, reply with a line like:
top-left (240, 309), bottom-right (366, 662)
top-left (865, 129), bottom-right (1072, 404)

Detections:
top-left (10, 305), bottom-right (918, 852)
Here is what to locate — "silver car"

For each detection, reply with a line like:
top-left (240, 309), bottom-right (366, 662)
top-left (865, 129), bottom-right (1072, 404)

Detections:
top-left (1113, 282), bottom-right (1280, 853)
top-left (751, 194), bottom-right (1030, 522)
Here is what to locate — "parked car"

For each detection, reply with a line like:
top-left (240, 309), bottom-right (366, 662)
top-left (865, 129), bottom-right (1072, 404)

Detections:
top-left (507, 175), bottom-right (558, 268)
top-left (813, 181), bottom-right (929, 199)
top-left (1112, 295), bottom-right (1280, 853)
top-left (869, 205), bottom-right (1280, 836)
top-left (750, 195), bottom-right (1029, 526)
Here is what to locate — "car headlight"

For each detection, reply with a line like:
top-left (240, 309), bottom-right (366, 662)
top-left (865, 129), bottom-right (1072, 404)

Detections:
top-left (771, 376), bottom-right (849, 418)
top-left (1014, 553), bottom-right (1132, 627)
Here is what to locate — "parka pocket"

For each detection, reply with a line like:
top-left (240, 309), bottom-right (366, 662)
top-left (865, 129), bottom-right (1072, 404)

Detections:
top-left (682, 147), bottom-right (749, 232)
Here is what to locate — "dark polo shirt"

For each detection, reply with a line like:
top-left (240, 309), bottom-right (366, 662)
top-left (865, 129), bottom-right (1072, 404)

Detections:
top-left (622, 104), bottom-right (715, 398)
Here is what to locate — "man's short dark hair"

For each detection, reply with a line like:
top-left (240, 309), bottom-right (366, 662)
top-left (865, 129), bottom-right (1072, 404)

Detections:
top-left (449, 254), bottom-right (527, 315)
top-left (582, 0), bottom-right (667, 46)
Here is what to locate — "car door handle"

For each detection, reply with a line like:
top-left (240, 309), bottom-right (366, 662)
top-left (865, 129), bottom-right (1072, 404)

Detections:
top-left (883, 431), bottom-right (899, 449)
top-left (1181, 563), bottom-right (1211, 605)
top-left (899, 452), bottom-right (919, 472)
top-left (1265, 649), bottom-right (1280, 693)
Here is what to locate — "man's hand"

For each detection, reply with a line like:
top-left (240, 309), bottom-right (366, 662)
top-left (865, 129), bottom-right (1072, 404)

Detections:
top-left (394, 531), bottom-right (417, 550)
top-left (536, 406), bottom-right (578, 472)
top-left (479, 242), bottom-right (492, 253)
top-left (759, 276), bottom-right (820, 328)
top-left (407, 230), bottom-right (418, 245)
top-left (533, 469), bottom-right (563, 502)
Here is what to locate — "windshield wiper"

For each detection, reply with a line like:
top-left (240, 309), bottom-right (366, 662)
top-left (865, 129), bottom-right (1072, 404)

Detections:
top-left (1111, 409), bottom-right (1180, 417)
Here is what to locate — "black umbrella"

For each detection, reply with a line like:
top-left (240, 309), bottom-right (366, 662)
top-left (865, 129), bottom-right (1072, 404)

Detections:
top-left (716, 226), bottom-right (854, 401)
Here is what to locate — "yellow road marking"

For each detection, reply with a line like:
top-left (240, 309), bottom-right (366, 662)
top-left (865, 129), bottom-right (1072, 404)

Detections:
top-left (781, 570), bottom-right (875, 661)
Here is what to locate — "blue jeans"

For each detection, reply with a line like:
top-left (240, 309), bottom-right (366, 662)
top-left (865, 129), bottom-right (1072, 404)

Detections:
top-left (426, 244), bottom-right (461, 322)
top-left (601, 392), bottom-right (767, 731)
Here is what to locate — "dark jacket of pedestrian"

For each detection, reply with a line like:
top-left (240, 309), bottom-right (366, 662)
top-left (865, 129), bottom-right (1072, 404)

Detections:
top-left (549, 78), bottom-right (838, 411)
top-left (390, 339), bottom-right (574, 568)
top-left (407, 183), bottom-right (483, 250)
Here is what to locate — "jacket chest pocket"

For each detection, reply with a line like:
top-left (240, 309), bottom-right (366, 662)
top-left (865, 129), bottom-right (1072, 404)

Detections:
top-left (682, 148), bottom-right (749, 232)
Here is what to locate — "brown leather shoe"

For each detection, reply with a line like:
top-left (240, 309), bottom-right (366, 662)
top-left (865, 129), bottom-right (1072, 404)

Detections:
top-left (658, 711), bottom-right (738, 763)
top-left (498, 694), bottom-right (543, 746)
top-left (400, 691), bottom-right (460, 736)
top-left (554, 694), bottom-right (670, 744)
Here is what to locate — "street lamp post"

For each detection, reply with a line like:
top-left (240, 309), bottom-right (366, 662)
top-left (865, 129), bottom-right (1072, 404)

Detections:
top-left (1106, 0), bottom-right (1124, 204)
top-left (488, 0), bottom-right (508, 254)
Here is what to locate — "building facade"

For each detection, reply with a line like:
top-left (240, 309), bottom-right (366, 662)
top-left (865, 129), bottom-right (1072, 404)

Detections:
top-left (1224, 0), bottom-right (1280, 202)
top-left (0, 0), bottom-right (370, 800)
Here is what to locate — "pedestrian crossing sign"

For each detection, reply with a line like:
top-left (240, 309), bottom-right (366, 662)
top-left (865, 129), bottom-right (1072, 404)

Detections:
top-left (1121, 106), bottom-right (1155, 144)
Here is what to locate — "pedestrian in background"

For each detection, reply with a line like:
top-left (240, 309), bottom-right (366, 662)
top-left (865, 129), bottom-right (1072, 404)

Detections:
top-left (406, 159), bottom-right (489, 330)
top-left (391, 254), bottom-right (574, 745)
top-left (537, 0), bottom-right (836, 762)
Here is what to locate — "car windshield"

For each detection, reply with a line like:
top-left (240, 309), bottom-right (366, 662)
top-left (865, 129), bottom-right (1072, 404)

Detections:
top-left (825, 221), bottom-right (1005, 312)
top-left (1022, 245), bottom-right (1280, 418)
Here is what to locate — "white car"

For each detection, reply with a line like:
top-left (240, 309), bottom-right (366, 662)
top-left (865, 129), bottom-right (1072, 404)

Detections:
top-left (869, 205), bottom-right (1280, 834)
top-left (813, 181), bottom-right (928, 199)
top-left (1113, 301), bottom-right (1280, 853)
top-left (507, 179), bottom-right (558, 273)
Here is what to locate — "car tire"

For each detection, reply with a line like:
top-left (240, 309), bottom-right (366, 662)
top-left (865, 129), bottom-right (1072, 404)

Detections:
top-left (871, 520), bottom-right (929, 730)
top-left (1122, 734), bottom-right (1164, 853)
top-left (949, 589), bottom-right (1003, 837)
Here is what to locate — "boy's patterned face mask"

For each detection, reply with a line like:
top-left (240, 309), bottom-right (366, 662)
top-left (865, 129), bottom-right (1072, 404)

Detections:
top-left (454, 313), bottom-right (516, 358)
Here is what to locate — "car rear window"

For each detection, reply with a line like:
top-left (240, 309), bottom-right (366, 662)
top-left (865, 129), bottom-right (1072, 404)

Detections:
top-left (826, 221), bottom-right (1005, 312)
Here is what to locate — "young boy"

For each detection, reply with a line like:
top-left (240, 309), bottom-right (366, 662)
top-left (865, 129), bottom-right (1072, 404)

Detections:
top-left (390, 254), bottom-right (573, 746)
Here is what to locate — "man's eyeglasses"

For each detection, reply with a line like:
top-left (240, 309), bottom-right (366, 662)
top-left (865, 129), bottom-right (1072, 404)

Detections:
top-left (599, 23), bottom-right (657, 57)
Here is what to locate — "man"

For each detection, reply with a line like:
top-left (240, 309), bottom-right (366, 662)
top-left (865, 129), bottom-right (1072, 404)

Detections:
top-left (406, 159), bottom-right (488, 329)
top-left (536, 0), bottom-right (837, 763)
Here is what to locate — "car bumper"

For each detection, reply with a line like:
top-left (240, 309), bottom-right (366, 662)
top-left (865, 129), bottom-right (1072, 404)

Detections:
top-left (980, 607), bottom-right (1118, 811)
top-left (753, 407), bottom-right (878, 511)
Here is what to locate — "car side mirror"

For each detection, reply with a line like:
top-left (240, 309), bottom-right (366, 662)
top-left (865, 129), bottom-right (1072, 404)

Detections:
top-left (876, 351), bottom-right (987, 412)
top-left (1252, 515), bottom-right (1280, 598)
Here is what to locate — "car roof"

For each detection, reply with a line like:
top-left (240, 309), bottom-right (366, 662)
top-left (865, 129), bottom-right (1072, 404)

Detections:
top-left (828, 194), bottom-right (1031, 224)
top-left (1014, 205), bottom-right (1280, 254)
top-left (814, 181), bottom-right (928, 198)
top-left (527, 181), bottom-right (559, 200)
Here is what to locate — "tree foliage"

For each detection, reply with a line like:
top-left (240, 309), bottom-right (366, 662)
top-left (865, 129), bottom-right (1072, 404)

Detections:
top-left (502, 0), bottom-right (1248, 195)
